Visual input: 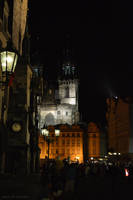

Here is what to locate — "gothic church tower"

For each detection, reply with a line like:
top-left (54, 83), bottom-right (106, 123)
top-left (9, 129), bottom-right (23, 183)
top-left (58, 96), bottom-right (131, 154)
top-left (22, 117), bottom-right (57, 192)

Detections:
top-left (58, 49), bottom-right (80, 124)
top-left (38, 49), bottom-right (80, 128)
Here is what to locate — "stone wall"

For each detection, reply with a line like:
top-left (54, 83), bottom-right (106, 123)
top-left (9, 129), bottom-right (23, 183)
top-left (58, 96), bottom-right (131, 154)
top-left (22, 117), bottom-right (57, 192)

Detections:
top-left (12, 0), bottom-right (28, 55)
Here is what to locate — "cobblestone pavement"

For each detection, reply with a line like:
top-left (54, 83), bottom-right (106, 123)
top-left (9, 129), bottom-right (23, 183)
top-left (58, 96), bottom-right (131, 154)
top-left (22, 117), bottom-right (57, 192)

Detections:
top-left (0, 174), bottom-right (133, 200)
top-left (0, 174), bottom-right (43, 200)
top-left (74, 175), bottom-right (133, 200)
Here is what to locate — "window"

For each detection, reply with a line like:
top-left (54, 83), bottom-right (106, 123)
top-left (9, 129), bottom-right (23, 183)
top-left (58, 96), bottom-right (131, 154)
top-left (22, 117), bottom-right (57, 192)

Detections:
top-left (62, 140), bottom-right (65, 145)
top-left (62, 133), bottom-right (65, 137)
top-left (72, 133), bottom-right (75, 137)
top-left (66, 133), bottom-right (70, 137)
top-left (66, 112), bottom-right (68, 116)
top-left (66, 139), bottom-right (70, 146)
top-left (66, 149), bottom-right (70, 154)
top-left (72, 139), bottom-right (75, 146)
top-left (51, 149), bottom-right (53, 154)
top-left (77, 139), bottom-right (80, 146)
top-left (72, 149), bottom-right (75, 154)
top-left (62, 149), bottom-right (65, 155)
top-left (77, 133), bottom-right (80, 137)
top-left (56, 138), bottom-right (59, 145)
top-left (77, 148), bottom-right (80, 154)
top-left (57, 111), bottom-right (60, 115)
top-left (65, 87), bottom-right (69, 98)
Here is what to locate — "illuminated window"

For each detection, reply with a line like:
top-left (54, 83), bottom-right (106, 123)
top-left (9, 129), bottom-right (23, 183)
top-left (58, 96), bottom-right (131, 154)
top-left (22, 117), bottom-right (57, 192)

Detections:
top-left (66, 149), bottom-right (70, 154)
top-left (62, 149), bottom-right (65, 155)
top-left (77, 148), bottom-right (80, 154)
top-left (72, 148), bottom-right (75, 154)
top-left (62, 140), bottom-right (65, 145)
top-left (77, 139), bottom-right (80, 146)
top-left (72, 139), bottom-right (75, 145)
top-left (67, 139), bottom-right (70, 146)
top-left (51, 149), bottom-right (53, 154)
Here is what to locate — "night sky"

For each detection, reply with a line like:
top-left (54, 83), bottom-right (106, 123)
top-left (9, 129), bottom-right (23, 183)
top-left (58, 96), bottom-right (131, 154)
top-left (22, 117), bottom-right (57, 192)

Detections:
top-left (28, 1), bottom-right (133, 126)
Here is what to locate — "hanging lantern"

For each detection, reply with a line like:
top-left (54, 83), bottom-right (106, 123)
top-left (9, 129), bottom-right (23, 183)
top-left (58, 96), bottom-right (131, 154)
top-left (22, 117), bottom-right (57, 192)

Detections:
top-left (0, 41), bottom-right (18, 76)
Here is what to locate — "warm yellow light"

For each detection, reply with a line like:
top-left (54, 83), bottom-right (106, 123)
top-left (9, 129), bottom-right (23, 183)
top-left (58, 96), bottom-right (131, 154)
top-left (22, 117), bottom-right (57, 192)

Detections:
top-left (76, 156), bottom-right (80, 160)
top-left (0, 51), bottom-right (18, 73)
top-left (99, 158), bottom-right (103, 161)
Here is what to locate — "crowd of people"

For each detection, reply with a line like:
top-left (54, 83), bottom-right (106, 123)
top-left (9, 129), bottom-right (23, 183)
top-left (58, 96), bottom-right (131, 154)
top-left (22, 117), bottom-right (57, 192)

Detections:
top-left (40, 158), bottom-right (133, 200)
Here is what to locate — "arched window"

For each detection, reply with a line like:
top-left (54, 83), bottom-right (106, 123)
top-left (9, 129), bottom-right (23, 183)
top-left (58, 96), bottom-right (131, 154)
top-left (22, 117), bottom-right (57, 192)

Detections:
top-left (65, 86), bottom-right (69, 97)
top-left (44, 113), bottom-right (55, 126)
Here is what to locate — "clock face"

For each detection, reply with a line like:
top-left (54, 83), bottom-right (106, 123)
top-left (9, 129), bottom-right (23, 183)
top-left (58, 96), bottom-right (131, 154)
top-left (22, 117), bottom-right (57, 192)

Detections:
top-left (11, 122), bottom-right (22, 132)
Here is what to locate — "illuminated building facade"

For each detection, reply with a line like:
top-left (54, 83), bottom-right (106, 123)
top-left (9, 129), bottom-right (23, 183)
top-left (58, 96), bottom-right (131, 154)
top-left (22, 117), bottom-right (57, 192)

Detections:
top-left (39, 124), bottom-right (83, 163)
top-left (38, 121), bottom-right (107, 165)
top-left (38, 51), bottom-right (107, 163)
top-left (87, 122), bottom-right (100, 158)
top-left (106, 97), bottom-right (133, 155)
top-left (38, 59), bottom-right (80, 129)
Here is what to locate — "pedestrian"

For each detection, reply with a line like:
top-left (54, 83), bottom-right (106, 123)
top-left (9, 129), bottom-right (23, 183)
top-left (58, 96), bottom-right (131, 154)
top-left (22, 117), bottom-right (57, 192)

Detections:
top-left (85, 164), bottom-right (90, 177)
top-left (64, 163), bottom-right (77, 193)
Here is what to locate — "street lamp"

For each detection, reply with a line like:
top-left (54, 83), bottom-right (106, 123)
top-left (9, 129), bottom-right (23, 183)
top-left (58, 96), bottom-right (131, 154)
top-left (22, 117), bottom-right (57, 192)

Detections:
top-left (0, 41), bottom-right (18, 173)
top-left (41, 126), bottom-right (60, 160)
top-left (0, 48), bottom-right (18, 75)
top-left (0, 41), bottom-right (18, 122)
top-left (55, 129), bottom-right (60, 137)
top-left (0, 41), bottom-right (18, 80)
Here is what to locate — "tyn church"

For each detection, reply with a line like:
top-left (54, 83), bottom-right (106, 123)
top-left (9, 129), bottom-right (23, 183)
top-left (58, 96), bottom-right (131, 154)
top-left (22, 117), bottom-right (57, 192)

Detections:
top-left (38, 57), bottom-right (80, 129)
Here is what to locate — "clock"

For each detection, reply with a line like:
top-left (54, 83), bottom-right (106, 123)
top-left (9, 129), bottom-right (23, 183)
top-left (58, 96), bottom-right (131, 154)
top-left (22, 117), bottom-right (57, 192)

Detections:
top-left (11, 122), bottom-right (22, 132)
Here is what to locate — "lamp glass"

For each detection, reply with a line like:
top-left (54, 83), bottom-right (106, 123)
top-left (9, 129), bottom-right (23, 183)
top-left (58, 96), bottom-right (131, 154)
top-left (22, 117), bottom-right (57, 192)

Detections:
top-left (55, 129), bottom-right (60, 136)
top-left (0, 51), bottom-right (18, 73)
top-left (42, 128), bottom-right (49, 136)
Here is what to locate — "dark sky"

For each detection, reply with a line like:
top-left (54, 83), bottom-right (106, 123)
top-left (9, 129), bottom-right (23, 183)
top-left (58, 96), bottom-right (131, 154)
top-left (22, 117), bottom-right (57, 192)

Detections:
top-left (28, 1), bottom-right (133, 126)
